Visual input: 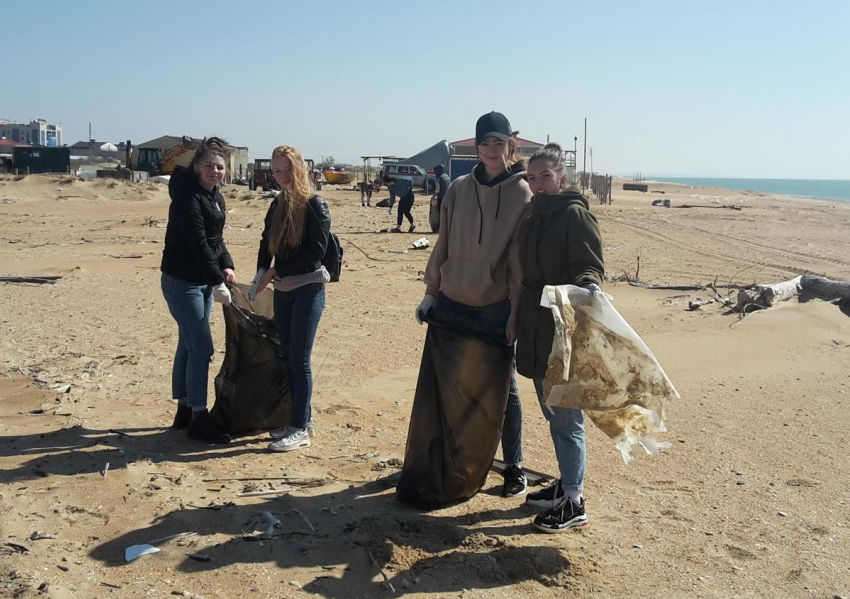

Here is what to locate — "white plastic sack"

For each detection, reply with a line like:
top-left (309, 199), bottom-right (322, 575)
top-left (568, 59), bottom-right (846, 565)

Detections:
top-left (541, 285), bottom-right (679, 462)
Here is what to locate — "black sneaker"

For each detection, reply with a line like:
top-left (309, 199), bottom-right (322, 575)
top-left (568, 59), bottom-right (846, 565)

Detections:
top-left (533, 496), bottom-right (588, 533)
top-left (187, 409), bottom-right (231, 445)
top-left (502, 465), bottom-right (527, 498)
top-left (526, 479), bottom-right (564, 509)
top-left (171, 403), bottom-right (192, 429)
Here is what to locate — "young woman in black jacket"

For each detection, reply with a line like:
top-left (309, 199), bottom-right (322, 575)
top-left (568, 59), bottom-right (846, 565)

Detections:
top-left (160, 137), bottom-right (235, 445)
top-left (248, 145), bottom-right (331, 452)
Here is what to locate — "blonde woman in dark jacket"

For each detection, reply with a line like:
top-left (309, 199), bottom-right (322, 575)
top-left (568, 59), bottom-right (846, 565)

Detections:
top-left (249, 145), bottom-right (331, 453)
top-left (516, 143), bottom-right (604, 532)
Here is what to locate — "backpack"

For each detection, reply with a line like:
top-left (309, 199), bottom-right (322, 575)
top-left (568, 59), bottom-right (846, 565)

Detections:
top-left (305, 195), bottom-right (342, 283)
top-left (322, 231), bottom-right (343, 283)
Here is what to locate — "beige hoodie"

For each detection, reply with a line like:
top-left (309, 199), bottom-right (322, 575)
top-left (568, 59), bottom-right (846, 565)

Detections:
top-left (424, 165), bottom-right (532, 307)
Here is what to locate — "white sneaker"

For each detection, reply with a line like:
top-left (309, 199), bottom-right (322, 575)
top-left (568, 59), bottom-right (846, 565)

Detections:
top-left (269, 425), bottom-right (294, 440)
top-left (272, 421), bottom-right (314, 440)
top-left (268, 428), bottom-right (311, 452)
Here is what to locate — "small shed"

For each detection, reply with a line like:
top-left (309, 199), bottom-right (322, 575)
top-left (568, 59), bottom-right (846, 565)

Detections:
top-left (12, 146), bottom-right (71, 174)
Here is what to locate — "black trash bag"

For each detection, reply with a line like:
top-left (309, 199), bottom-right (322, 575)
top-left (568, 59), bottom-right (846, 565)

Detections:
top-left (210, 284), bottom-right (292, 435)
top-left (396, 310), bottom-right (513, 507)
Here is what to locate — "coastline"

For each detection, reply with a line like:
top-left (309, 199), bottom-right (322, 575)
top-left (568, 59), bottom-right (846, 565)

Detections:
top-left (639, 176), bottom-right (850, 203)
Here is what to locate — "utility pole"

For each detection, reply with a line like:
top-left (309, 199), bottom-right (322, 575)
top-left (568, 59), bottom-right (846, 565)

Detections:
top-left (582, 118), bottom-right (587, 192)
top-left (88, 122), bottom-right (92, 165)
top-left (573, 135), bottom-right (577, 181)
top-left (590, 147), bottom-right (594, 176)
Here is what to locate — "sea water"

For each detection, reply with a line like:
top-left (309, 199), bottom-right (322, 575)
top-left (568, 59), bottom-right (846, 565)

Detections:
top-left (647, 177), bottom-right (850, 203)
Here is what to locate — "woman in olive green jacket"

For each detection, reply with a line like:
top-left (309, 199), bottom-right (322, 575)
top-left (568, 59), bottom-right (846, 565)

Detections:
top-left (515, 143), bottom-right (604, 533)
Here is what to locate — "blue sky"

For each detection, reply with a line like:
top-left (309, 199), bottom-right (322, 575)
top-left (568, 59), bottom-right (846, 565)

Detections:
top-left (3, 0), bottom-right (848, 178)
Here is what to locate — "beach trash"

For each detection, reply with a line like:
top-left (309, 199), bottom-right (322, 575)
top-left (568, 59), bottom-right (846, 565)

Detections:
top-left (541, 285), bottom-right (679, 462)
top-left (411, 237), bottom-right (430, 250)
top-left (125, 544), bottom-right (160, 563)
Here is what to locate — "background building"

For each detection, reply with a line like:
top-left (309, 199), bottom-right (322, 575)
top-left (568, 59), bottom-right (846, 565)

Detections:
top-left (0, 119), bottom-right (63, 147)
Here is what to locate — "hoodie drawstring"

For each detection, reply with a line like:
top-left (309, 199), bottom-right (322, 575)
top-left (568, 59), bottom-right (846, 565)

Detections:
top-left (474, 182), bottom-right (483, 245)
top-left (473, 181), bottom-right (505, 245)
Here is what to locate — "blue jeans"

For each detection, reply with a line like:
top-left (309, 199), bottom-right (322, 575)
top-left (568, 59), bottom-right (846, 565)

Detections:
top-left (274, 283), bottom-right (325, 430)
top-left (161, 273), bottom-right (214, 411)
top-left (435, 295), bottom-right (523, 466)
top-left (533, 378), bottom-right (586, 491)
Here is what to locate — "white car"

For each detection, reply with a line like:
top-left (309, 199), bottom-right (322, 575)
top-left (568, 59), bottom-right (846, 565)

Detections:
top-left (382, 163), bottom-right (436, 192)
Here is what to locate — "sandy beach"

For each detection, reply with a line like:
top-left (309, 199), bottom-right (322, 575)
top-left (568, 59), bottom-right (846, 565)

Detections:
top-left (1, 174), bottom-right (849, 599)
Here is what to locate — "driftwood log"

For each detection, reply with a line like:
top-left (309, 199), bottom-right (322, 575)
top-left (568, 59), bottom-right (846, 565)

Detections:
top-left (734, 276), bottom-right (802, 313)
top-left (800, 275), bottom-right (850, 302)
top-left (0, 275), bottom-right (62, 285)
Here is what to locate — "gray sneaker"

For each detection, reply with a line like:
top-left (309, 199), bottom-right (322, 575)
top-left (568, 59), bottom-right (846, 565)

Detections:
top-left (268, 428), bottom-right (311, 453)
top-left (269, 425), bottom-right (294, 440)
top-left (272, 421), bottom-right (314, 440)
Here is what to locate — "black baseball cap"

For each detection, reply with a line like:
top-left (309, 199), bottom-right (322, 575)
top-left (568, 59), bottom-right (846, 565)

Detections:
top-left (475, 111), bottom-right (516, 145)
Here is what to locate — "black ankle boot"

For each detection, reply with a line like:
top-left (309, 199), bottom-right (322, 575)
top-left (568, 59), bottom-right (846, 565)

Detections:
top-left (171, 404), bottom-right (192, 429)
top-left (187, 409), bottom-right (231, 445)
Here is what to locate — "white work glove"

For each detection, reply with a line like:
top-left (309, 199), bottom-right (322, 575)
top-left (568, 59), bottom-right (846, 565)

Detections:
top-left (213, 282), bottom-right (232, 306)
top-left (247, 268), bottom-right (267, 301)
top-left (583, 282), bottom-right (602, 297)
top-left (416, 294), bottom-right (436, 325)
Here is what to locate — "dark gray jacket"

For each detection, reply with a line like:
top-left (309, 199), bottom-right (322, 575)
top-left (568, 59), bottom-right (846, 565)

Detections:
top-left (515, 188), bottom-right (604, 379)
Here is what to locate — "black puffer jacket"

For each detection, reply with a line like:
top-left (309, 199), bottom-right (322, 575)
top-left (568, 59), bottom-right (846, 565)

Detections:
top-left (161, 167), bottom-right (234, 285)
top-left (257, 194), bottom-right (331, 276)
top-left (515, 188), bottom-right (604, 379)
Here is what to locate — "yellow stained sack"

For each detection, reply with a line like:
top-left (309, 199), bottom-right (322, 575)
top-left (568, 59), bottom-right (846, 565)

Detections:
top-left (541, 285), bottom-right (679, 462)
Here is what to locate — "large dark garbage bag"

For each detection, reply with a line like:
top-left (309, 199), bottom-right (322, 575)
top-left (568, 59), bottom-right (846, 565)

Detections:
top-left (210, 284), bottom-right (292, 435)
top-left (396, 309), bottom-right (513, 507)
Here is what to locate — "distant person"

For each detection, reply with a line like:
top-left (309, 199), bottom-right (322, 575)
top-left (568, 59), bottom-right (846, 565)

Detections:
top-left (431, 164), bottom-right (451, 233)
top-left (160, 137), bottom-right (235, 445)
top-left (417, 111), bottom-right (532, 498)
top-left (516, 143), bottom-right (604, 532)
top-left (433, 164), bottom-right (450, 213)
top-left (359, 180), bottom-right (373, 207)
top-left (248, 145), bottom-right (330, 452)
top-left (383, 173), bottom-right (416, 233)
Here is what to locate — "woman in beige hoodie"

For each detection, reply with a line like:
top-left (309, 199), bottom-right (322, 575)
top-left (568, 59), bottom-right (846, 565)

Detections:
top-left (417, 111), bottom-right (533, 498)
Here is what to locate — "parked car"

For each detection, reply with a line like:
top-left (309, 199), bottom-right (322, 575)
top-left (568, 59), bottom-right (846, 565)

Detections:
top-left (381, 163), bottom-right (436, 193)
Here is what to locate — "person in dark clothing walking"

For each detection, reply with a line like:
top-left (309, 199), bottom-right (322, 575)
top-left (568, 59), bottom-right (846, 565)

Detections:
top-left (515, 142), bottom-right (604, 533)
top-left (383, 174), bottom-right (416, 233)
top-left (430, 164), bottom-right (451, 233)
top-left (248, 144), bottom-right (330, 453)
top-left (433, 164), bottom-right (450, 212)
top-left (160, 137), bottom-right (235, 445)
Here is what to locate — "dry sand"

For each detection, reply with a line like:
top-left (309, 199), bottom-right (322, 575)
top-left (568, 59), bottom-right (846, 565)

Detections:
top-left (1, 174), bottom-right (849, 598)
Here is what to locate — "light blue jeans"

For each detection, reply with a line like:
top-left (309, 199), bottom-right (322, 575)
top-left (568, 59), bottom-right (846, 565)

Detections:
top-left (161, 273), bottom-right (214, 411)
top-left (533, 378), bottom-right (586, 491)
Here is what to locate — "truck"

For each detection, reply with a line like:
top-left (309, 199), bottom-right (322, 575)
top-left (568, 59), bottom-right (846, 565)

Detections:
top-left (381, 163), bottom-right (436, 192)
top-left (248, 159), bottom-right (278, 192)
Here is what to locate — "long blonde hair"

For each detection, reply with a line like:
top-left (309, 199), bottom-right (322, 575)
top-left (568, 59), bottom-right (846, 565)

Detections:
top-left (268, 145), bottom-right (315, 254)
